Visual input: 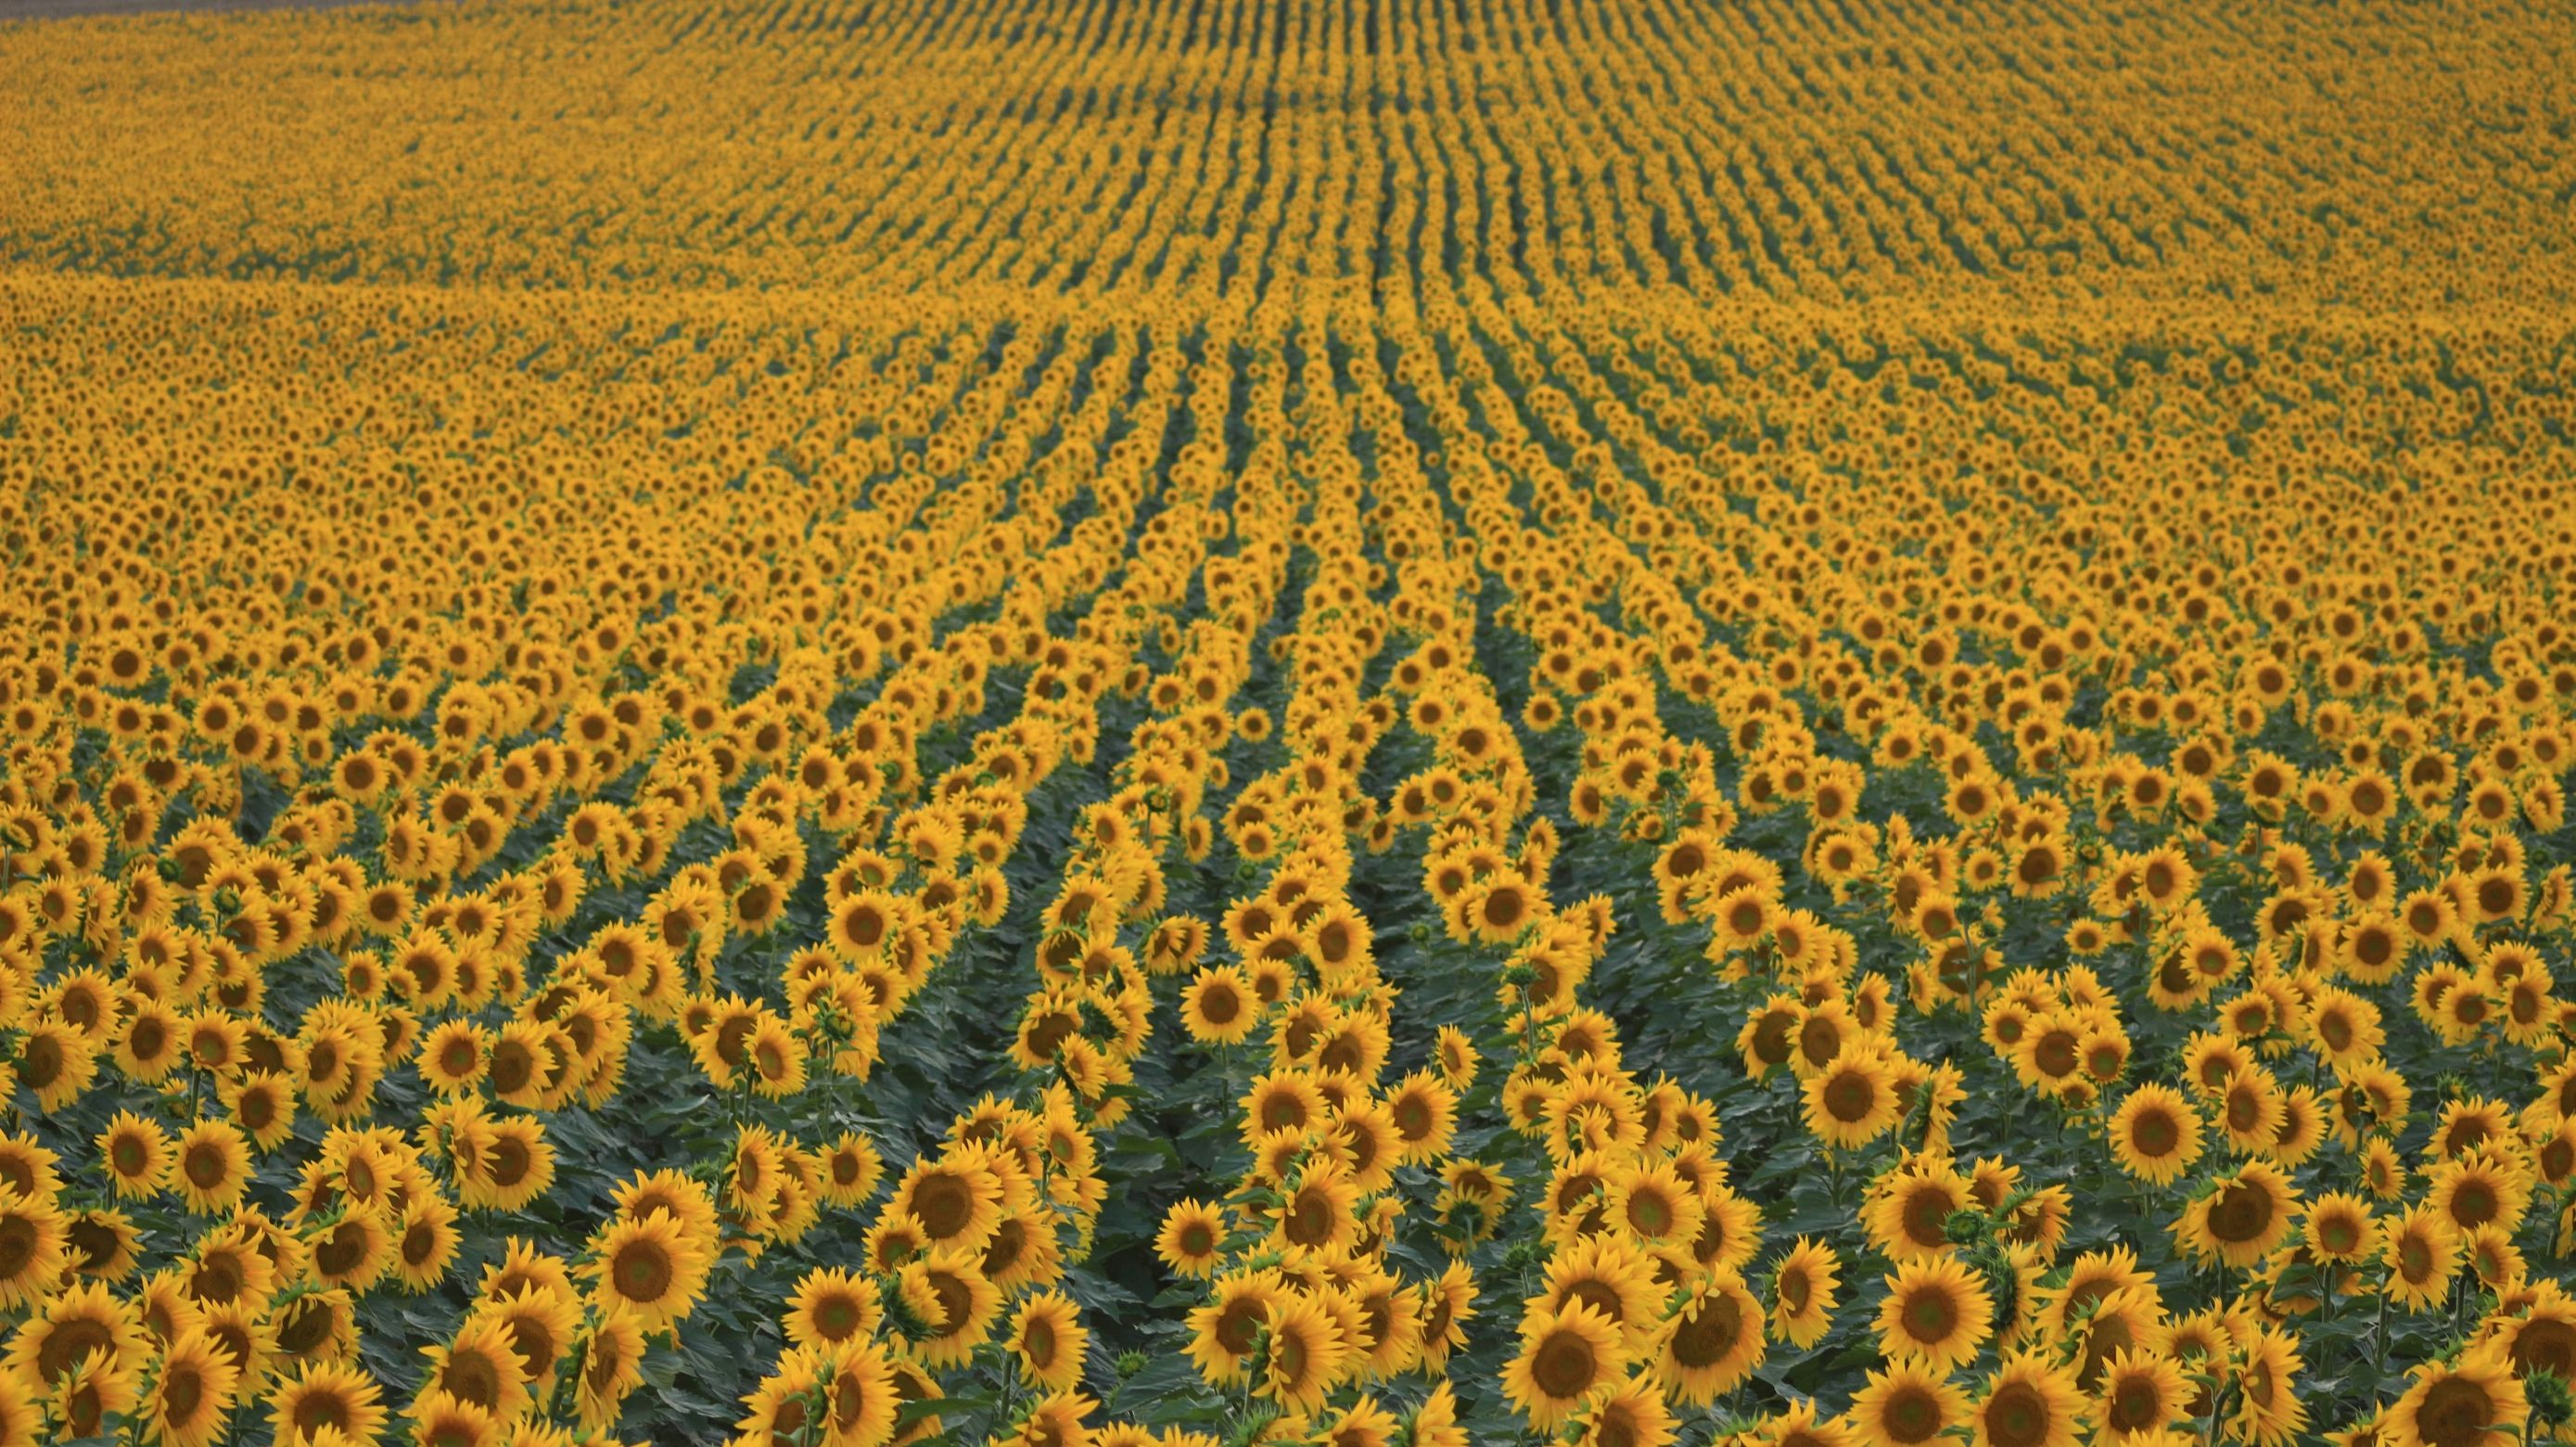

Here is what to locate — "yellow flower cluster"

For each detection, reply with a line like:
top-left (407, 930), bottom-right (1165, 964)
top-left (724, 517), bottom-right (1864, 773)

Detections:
top-left (3, 0), bottom-right (2576, 1446)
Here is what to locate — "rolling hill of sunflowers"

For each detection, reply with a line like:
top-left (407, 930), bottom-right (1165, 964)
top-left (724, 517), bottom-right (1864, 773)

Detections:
top-left (5, 0), bottom-right (2576, 1443)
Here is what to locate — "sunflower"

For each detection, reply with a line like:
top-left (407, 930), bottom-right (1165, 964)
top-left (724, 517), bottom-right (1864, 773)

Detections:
top-left (586, 1209), bottom-right (712, 1331)
top-left (784, 1266), bottom-right (882, 1350)
top-left (416, 1021), bottom-right (486, 1094)
top-left (1529, 1233), bottom-right (1661, 1349)
top-left (0, 1133), bottom-right (62, 1205)
top-left (2215, 1066), bottom-right (2287, 1155)
top-left (1246, 1290), bottom-right (1342, 1415)
top-left (1876, 1256), bottom-right (1995, 1372)
top-left (305, 1208), bottom-right (391, 1292)
top-left (482, 1284), bottom-right (578, 1390)
top-left (66, 1209), bottom-right (143, 1285)
top-left (1154, 1197), bottom-right (1229, 1278)
top-left (137, 1271), bottom-right (207, 1350)
top-left (2230, 1325), bottom-right (2308, 1447)
top-left (1239, 1070), bottom-right (1327, 1148)
top-left (393, 1196), bottom-right (462, 1294)
top-left (1273, 1157), bottom-right (1361, 1252)
top-left (185, 1222), bottom-right (283, 1315)
top-left (223, 1072), bottom-right (299, 1152)
top-left (1179, 964), bottom-right (1258, 1044)
top-left (1755, 1401), bottom-right (1859, 1447)
top-left (864, 1211), bottom-right (928, 1274)
top-left (2384, 1346), bottom-right (2526, 1447)
top-left (0, 1189), bottom-right (67, 1310)
top-left (1384, 1071), bottom-right (1459, 1164)
top-left (1970, 1350), bottom-right (2084, 1447)
top-left (1804, 1046), bottom-right (1901, 1148)
top-left (1006, 1289), bottom-right (1088, 1393)
top-left (1505, 1301), bottom-right (1622, 1429)
top-left (419, 1312), bottom-right (529, 1420)
top-left (1658, 1272), bottom-right (1765, 1405)
top-left (1769, 1236), bottom-right (1842, 1349)
top-left (52, 1348), bottom-right (137, 1441)
top-left (2174, 1160), bottom-right (2298, 1269)
top-left (2499, 1289), bottom-right (2576, 1381)
top-left (2092, 1348), bottom-right (2188, 1442)
top-left (1468, 877), bottom-right (1536, 942)
top-left (2361, 1137), bottom-right (2411, 1199)
top-left (896, 1248), bottom-right (1001, 1369)
top-left (571, 1306), bottom-right (647, 1432)
top-left (0, 1367), bottom-right (38, 1447)
top-left (172, 1120), bottom-right (253, 1216)
top-left (1852, 1361), bottom-right (1971, 1447)
top-left (456, 1117), bottom-right (554, 1211)
top-left (97, 1109), bottom-right (174, 1201)
top-left (2302, 1193), bottom-right (2376, 1263)
top-left (10, 1278), bottom-right (149, 1389)
top-left (1184, 1269), bottom-right (1282, 1387)
top-left (265, 1361), bottom-right (387, 1446)
top-left (407, 1390), bottom-right (497, 1447)
top-left (139, 1328), bottom-right (239, 1447)
top-left (2380, 1205), bottom-right (2461, 1310)
top-left (1413, 1024), bottom-right (1473, 1090)
top-left (1414, 1259), bottom-right (1478, 1371)
top-left (268, 1287), bottom-right (358, 1373)
top-left (2429, 1156), bottom-right (2528, 1237)
top-left (1867, 1156), bottom-right (1975, 1261)
top-left (1575, 1377), bottom-right (1675, 1447)
top-left (736, 1347), bottom-right (828, 1446)
top-left (1605, 1158), bottom-right (1704, 1248)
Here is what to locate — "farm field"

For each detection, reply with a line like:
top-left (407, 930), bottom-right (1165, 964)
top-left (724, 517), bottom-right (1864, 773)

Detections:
top-left (4, 0), bottom-right (2576, 1444)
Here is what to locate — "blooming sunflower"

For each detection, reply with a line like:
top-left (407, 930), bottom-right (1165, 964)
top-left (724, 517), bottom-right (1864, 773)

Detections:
top-left (2091, 1348), bottom-right (2189, 1441)
top-left (171, 1120), bottom-right (252, 1216)
top-left (1657, 1272), bottom-right (1765, 1405)
top-left (1154, 1197), bottom-right (1229, 1278)
top-left (1971, 1350), bottom-right (2085, 1447)
top-left (586, 1208), bottom-right (713, 1331)
top-left (2383, 1346), bottom-right (2526, 1447)
top-left (139, 1328), bottom-right (239, 1447)
top-left (1505, 1301), bottom-right (1622, 1429)
top-left (1005, 1289), bottom-right (1087, 1393)
top-left (9, 1278), bottom-right (150, 1390)
top-left (895, 1248), bottom-right (1001, 1369)
top-left (1533, 1233), bottom-right (1665, 1352)
top-left (2302, 1192), bottom-right (2376, 1263)
top-left (0, 1189), bottom-right (67, 1310)
top-left (96, 1110), bottom-right (174, 1201)
top-left (1578, 1377), bottom-right (1676, 1447)
top-left (575, 1307), bottom-right (648, 1433)
top-left (815, 1338), bottom-right (899, 1447)
top-left (406, 1390), bottom-right (496, 1447)
top-left (1183, 1269), bottom-right (1282, 1387)
top-left (419, 1311), bottom-right (529, 1420)
top-left (2229, 1325), bottom-right (2306, 1447)
top-left (786, 1266), bottom-right (883, 1349)
top-left (1876, 1255), bottom-right (1995, 1372)
top-left (2174, 1159), bottom-right (2298, 1269)
top-left (2380, 1205), bottom-right (2461, 1310)
top-left (264, 1361), bottom-right (387, 1446)
top-left (1852, 1361), bottom-right (1971, 1447)
top-left (1260, 1292), bottom-right (1350, 1416)
top-left (1768, 1236), bottom-right (1842, 1349)
top-left (1804, 1045), bottom-right (1901, 1148)
top-left (1180, 964), bottom-right (1258, 1044)
top-left (1866, 1156), bottom-right (1975, 1261)
top-left (1757, 1400), bottom-right (1859, 1447)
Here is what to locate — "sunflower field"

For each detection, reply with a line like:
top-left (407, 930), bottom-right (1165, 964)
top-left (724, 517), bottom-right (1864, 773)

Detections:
top-left (4, 0), bottom-right (2576, 1444)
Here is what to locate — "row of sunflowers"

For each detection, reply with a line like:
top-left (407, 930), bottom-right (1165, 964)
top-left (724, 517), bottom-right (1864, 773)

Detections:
top-left (5, 0), bottom-right (2576, 1445)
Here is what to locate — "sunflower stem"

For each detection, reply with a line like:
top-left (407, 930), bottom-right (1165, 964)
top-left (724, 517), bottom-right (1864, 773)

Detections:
top-left (2371, 1278), bottom-right (2391, 1377)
